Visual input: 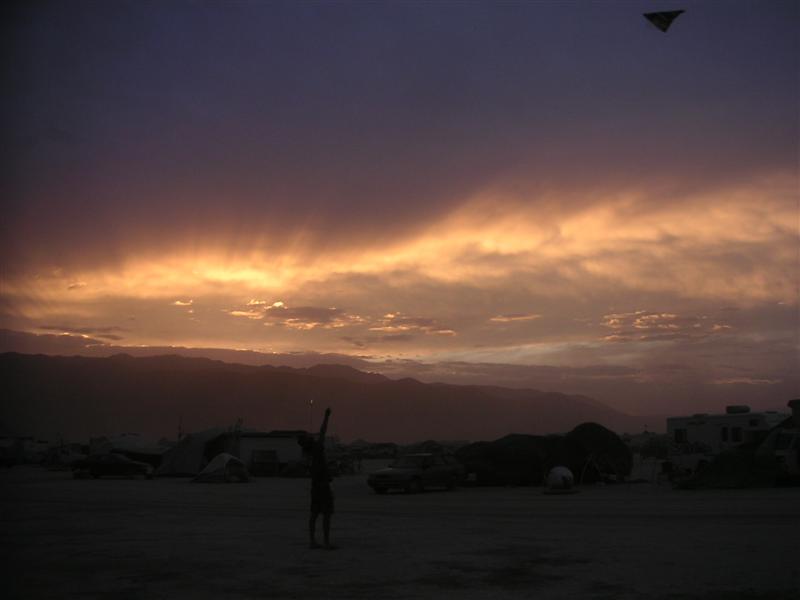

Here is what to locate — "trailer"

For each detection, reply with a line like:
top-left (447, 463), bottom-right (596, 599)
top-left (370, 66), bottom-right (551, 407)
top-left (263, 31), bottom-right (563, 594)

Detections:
top-left (666, 405), bottom-right (787, 473)
top-left (757, 399), bottom-right (800, 481)
top-left (232, 430), bottom-right (306, 476)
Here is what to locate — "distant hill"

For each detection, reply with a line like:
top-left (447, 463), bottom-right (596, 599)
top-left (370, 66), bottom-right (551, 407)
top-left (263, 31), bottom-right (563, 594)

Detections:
top-left (0, 352), bottom-right (650, 442)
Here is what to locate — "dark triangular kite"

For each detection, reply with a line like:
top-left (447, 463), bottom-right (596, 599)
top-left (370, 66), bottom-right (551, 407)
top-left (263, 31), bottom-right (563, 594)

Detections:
top-left (643, 10), bottom-right (685, 32)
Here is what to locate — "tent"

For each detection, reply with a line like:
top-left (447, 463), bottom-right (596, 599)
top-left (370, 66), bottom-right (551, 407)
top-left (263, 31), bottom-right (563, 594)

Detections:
top-left (456, 434), bottom-right (554, 485)
top-left (455, 423), bottom-right (632, 486)
top-left (155, 428), bottom-right (226, 477)
top-left (544, 466), bottom-right (579, 495)
top-left (566, 422), bottom-right (633, 483)
top-left (192, 453), bottom-right (249, 483)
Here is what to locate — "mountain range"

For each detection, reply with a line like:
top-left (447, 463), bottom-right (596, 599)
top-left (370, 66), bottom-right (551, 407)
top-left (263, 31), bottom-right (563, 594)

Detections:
top-left (1, 352), bottom-right (654, 442)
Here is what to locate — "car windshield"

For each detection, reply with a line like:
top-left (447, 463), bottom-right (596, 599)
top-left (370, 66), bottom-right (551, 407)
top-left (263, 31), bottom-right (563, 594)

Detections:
top-left (391, 456), bottom-right (428, 468)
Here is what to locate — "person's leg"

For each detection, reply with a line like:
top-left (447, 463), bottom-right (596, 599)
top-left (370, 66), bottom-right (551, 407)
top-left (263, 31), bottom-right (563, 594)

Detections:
top-left (309, 511), bottom-right (321, 548)
top-left (322, 513), bottom-right (331, 548)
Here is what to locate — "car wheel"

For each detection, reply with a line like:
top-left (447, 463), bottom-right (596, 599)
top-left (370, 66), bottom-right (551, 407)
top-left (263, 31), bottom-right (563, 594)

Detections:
top-left (445, 477), bottom-right (456, 490)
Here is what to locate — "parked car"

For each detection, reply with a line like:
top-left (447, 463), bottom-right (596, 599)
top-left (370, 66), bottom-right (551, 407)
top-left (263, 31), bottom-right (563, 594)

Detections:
top-left (367, 453), bottom-right (464, 494)
top-left (72, 453), bottom-right (154, 479)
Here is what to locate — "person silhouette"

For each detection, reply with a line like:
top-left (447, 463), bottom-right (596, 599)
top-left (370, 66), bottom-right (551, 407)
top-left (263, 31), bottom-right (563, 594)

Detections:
top-left (299, 407), bottom-right (335, 549)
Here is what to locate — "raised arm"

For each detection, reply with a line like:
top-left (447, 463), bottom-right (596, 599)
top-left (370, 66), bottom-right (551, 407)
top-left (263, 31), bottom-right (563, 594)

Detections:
top-left (318, 407), bottom-right (332, 442)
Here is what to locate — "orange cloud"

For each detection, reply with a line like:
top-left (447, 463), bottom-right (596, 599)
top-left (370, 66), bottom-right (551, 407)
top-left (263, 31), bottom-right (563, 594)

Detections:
top-left (0, 173), bottom-right (795, 361)
top-left (489, 314), bottom-right (542, 323)
top-left (227, 310), bottom-right (263, 320)
top-left (5, 174), bottom-right (795, 311)
top-left (600, 310), bottom-right (735, 343)
top-left (368, 313), bottom-right (456, 336)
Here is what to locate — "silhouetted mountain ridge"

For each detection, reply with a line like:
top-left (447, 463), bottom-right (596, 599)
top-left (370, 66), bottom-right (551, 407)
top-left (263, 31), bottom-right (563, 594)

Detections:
top-left (1, 352), bottom-right (650, 441)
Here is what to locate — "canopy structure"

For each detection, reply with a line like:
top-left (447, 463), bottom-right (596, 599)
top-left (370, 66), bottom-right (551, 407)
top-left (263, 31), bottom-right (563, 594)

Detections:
top-left (193, 453), bottom-right (249, 483)
top-left (155, 428), bottom-right (226, 477)
top-left (643, 10), bottom-right (685, 32)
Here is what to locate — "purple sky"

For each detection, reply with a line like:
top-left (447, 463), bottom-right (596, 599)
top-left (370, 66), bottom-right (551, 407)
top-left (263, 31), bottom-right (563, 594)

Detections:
top-left (2, 1), bottom-right (798, 416)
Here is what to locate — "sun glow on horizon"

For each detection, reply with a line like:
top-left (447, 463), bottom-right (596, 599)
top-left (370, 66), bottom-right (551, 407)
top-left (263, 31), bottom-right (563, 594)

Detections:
top-left (4, 174), bottom-right (796, 317)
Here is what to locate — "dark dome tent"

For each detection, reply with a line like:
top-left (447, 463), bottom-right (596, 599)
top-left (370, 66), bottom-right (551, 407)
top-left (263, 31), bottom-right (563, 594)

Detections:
top-left (456, 423), bottom-right (632, 486)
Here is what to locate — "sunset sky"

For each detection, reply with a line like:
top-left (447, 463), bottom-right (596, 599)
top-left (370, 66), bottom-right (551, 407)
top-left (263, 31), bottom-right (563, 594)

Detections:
top-left (2, 1), bottom-right (798, 415)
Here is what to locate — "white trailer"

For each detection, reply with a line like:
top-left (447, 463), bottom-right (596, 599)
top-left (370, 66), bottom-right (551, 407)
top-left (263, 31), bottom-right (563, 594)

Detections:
top-left (235, 431), bottom-right (306, 475)
top-left (757, 399), bottom-right (800, 479)
top-left (666, 405), bottom-right (787, 472)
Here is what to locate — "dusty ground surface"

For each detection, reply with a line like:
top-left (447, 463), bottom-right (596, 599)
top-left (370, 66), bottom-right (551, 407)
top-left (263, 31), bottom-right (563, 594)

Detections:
top-left (2, 466), bottom-right (797, 599)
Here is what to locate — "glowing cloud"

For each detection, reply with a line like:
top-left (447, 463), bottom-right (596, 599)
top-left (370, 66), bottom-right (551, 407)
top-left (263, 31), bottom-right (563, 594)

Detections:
top-left (489, 314), bottom-right (542, 323)
top-left (368, 313), bottom-right (456, 336)
top-left (600, 310), bottom-right (734, 343)
top-left (227, 310), bottom-right (264, 320)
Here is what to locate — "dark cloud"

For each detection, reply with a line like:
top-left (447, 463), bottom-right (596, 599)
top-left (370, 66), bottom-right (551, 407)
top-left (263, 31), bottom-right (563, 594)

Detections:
top-left (2, 2), bottom-right (796, 272)
top-left (226, 301), bottom-right (363, 331)
top-left (0, 329), bottom-right (110, 354)
top-left (340, 336), bottom-right (366, 349)
top-left (341, 334), bottom-right (416, 349)
top-left (264, 303), bottom-right (344, 324)
top-left (95, 334), bottom-right (124, 341)
top-left (43, 124), bottom-right (79, 146)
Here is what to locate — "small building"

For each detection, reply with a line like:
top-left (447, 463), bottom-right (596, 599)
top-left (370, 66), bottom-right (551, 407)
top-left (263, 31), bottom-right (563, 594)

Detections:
top-left (667, 405), bottom-right (787, 471)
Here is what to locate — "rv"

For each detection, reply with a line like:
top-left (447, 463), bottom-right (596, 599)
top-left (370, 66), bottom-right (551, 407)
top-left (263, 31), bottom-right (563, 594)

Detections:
top-left (758, 399), bottom-right (800, 481)
top-left (666, 405), bottom-right (787, 472)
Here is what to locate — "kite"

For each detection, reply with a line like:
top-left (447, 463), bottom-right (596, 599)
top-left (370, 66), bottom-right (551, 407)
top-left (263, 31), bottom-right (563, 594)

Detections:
top-left (643, 10), bottom-right (685, 32)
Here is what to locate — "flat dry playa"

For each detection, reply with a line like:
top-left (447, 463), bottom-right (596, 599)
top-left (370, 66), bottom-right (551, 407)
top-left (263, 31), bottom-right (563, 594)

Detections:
top-left (2, 467), bottom-right (797, 600)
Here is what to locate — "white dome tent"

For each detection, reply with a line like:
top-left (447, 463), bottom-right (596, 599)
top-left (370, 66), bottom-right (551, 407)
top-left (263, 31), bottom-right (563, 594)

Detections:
top-left (543, 466), bottom-right (579, 495)
top-left (155, 428), bottom-right (226, 477)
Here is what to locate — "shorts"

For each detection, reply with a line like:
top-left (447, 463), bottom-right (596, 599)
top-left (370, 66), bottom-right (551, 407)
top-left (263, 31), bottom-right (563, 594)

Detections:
top-left (311, 484), bottom-right (334, 515)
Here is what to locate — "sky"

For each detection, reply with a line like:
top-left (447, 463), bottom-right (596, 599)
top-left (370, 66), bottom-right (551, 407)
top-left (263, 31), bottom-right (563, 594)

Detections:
top-left (2, 1), bottom-right (798, 415)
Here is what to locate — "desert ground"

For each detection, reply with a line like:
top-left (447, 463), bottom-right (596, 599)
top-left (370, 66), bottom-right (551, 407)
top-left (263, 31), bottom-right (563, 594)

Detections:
top-left (2, 466), bottom-right (797, 600)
